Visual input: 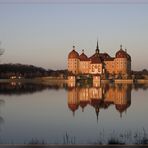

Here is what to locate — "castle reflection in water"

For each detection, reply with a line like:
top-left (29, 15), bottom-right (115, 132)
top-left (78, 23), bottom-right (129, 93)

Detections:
top-left (67, 83), bottom-right (131, 120)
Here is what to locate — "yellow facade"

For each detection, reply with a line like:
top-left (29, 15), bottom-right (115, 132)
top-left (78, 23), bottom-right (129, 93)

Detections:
top-left (68, 58), bottom-right (79, 74)
top-left (89, 63), bottom-right (102, 74)
top-left (79, 60), bottom-right (90, 74)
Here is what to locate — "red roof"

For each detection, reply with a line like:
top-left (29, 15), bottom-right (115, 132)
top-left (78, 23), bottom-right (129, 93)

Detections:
top-left (99, 53), bottom-right (110, 61)
top-left (68, 49), bottom-right (79, 59)
top-left (116, 49), bottom-right (128, 59)
top-left (115, 49), bottom-right (131, 61)
top-left (89, 53), bottom-right (96, 60)
top-left (89, 52), bottom-right (114, 63)
top-left (90, 54), bottom-right (102, 64)
top-left (79, 53), bottom-right (88, 61)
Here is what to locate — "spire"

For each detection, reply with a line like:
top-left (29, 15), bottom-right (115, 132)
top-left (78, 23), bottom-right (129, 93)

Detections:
top-left (95, 107), bottom-right (99, 123)
top-left (73, 46), bottom-right (75, 50)
top-left (96, 40), bottom-right (99, 54)
top-left (120, 44), bottom-right (122, 50)
top-left (97, 40), bottom-right (99, 50)
top-left (82, 49), bottom-right (84, 53)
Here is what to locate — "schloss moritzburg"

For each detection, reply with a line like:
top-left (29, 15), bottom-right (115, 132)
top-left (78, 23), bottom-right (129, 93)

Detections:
top-left (68, 41), bottom-right (132, 86)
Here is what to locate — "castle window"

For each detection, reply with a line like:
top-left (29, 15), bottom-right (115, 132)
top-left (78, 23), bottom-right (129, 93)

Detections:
top-left (92, 66), bottom-right (94, 72)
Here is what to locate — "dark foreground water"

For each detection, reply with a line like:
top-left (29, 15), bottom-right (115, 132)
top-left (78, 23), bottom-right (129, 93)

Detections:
top-left (0, 82), bottom-right (148, 144)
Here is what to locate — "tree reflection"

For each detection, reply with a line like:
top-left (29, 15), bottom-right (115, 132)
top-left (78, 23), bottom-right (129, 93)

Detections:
top-left (0, 83), bottom-right (67, 95)
top-left (132, 83), bottom-right (148, 91)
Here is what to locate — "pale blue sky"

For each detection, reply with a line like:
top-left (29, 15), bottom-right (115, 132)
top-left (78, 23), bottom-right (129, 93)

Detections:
top-left (0, 3), bottom-right (148, 70)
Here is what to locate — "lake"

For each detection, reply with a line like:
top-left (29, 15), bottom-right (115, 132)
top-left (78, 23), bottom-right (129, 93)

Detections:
top-left (0, 82), bottom-right (148, 144)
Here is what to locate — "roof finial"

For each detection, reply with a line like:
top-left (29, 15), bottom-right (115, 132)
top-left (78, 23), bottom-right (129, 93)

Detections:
top-left (73, 46), bottom-right (75, 50)
top-left (120, 44), bottom-right (122, 50)
top-left (125, 48), bottom-right (127, 53)
top-left (82, 49), bottom-right (84, 53)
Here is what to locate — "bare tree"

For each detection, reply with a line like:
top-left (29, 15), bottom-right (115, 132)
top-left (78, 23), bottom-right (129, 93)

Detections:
top-left (0, 41), bottom-right (4, 56)
top-left (0, 49), bottom-right (4, 56)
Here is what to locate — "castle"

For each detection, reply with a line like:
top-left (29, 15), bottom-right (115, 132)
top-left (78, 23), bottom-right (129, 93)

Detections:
top-left (68, 41), bottom-right (131, 78)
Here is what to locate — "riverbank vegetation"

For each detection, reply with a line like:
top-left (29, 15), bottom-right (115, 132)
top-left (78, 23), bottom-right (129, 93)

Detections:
top-left (0, 129), bottom-right (148, 145)
top-left (132, 69), bottom-right (148, 79)
top-left (0, 63), bottom-right (67, 79)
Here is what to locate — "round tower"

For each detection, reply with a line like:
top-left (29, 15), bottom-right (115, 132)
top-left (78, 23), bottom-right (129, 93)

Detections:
top-left (114, 45), bottom-right (131, 77)
top-left (68, 46), bottom-right (79, 75)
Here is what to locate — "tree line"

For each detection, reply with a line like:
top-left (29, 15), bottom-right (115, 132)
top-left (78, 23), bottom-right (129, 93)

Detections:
top-left (131, 69), bottom-right (148, 79)
top-left (0, 63), bottom-right (68, 79)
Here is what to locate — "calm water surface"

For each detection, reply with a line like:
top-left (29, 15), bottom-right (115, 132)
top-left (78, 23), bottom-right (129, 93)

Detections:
top-left (0, 83), bottom-right (148, 144)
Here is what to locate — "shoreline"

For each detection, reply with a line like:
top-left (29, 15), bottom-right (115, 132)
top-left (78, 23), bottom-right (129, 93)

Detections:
top-left (0, 77), bottom-right (148, 84)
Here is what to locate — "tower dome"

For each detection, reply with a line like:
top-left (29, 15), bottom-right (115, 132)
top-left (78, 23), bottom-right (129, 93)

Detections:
top-left (79, 49), bottom-right (88, 61)
top-left (68, 46), bottom-right (79, 59)
top-left (115, 45), bottom-right (127, 58)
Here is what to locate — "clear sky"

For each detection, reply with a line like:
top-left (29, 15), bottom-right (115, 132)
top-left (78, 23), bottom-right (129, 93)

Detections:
top-left (0, 1), bottom-right (148, 70)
